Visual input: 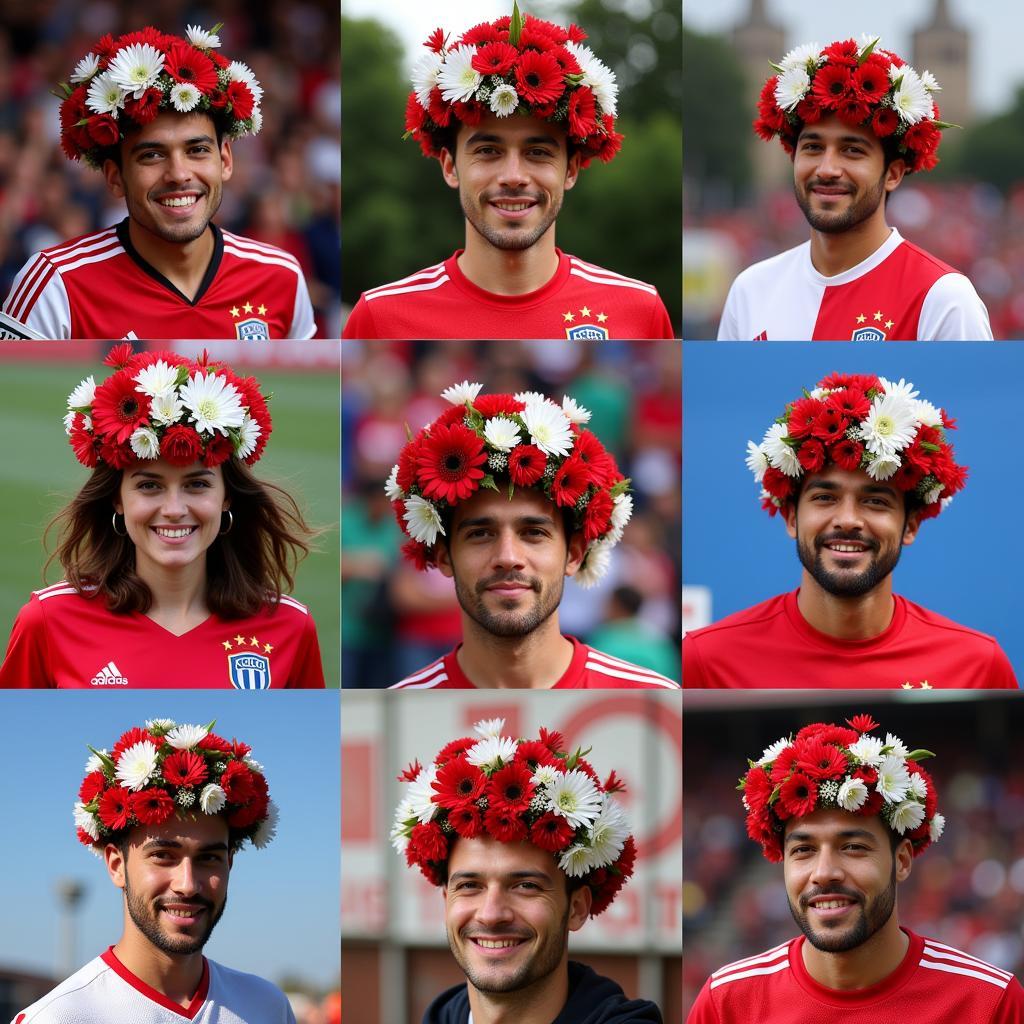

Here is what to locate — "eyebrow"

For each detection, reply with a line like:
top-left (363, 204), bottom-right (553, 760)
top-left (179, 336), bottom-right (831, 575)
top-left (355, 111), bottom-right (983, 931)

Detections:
top-left (798, 130), bottom-right (873, 146)
top-left (463, 131), bottom-right (561, 147)
top-left (130, 135), bottom-right (216, 153)
top-left (140, 839), bottom-right (229, 853)
top-left (456, 514), bottom-right (557, 533)
top-left (448, 869), bottom-right (554, 884)
top-left (804, 479), bottom-right (898, 499)
top-left (128, 468), bottom-right (216, 480)
top-left (785, 828), bottom-right (878, 846)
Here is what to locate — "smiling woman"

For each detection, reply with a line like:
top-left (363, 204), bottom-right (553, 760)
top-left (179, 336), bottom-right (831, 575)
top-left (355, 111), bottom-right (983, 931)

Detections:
top-left (0, 344), bottom-right (324, 688)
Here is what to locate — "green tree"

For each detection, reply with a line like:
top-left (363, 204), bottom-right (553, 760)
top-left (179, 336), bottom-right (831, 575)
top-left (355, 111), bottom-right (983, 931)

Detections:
top-left (942, 86), bottom-right (1024, 192)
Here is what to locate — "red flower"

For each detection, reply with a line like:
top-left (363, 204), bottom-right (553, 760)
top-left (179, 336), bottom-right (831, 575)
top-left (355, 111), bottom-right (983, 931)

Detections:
top-left (904, 121), bottom-right (941, 162)
top-left (417, 422), bottom-right (487, 504)
top-left (397, 760), bottom-right (422, 783)
top-left (450, 804), bottom-right (485, 838)
top-left (788, 397), bottom-right (822, 438)
top-left (87, 114), bottom-right (120, 147)
top-left (797, 439), bottom-right (826, 473)
top-left (433, 758), bottom-right (486, 809)
top-left (847, 714), bottom-right (879, 733)
top-left (590, 114), bottom-right (623, 163)
top-left (227, 798), bottom-right (267, 829)
top-left (484, 805), bottom-right (528, 843)
top-left (872, 107), bottom-right (899, 137)
top-left (572, 430), bottom-right (616, 487)
top-left (762, 467), bottom-right (792, 502)
top-left (796, 96), bottom-right (823, 125)
top-left (853, 63), bottom-right (888, 104)
top-left (77, 827), bottom-right (97, 847)
top-left (812, 64), bottom-right (853, 110)
top-left (567, 86), bottom-right (597, 141)
top-left (857, 790), bottom-right (884, 817)
top-left (131, 787), bottom-right (175, 826)
top-left (113, 727), bottom-right (156, 761)
top-left (486, 762), bottom-right (535, 814)
top-left (582, 489), bottom-right (613, 542)
top-left (794, 723), bottom-right (858, 747)
top-left (98, 787), bottom-right (133, 830)
top-left (198, 733), bottom-right (233, 754)
top-left (810, 407), bottom-right (848, 445)
top-left (530, 811), bottom-right (576, 852)
top-left (778, 772), bottom-right (818, 819)
top-left (425, 28), bottom-right (447, 53)
top-left (162, 750), bottom-right (209, 788)
top-left (519, 22), bottom-right (558, 51)
top-left (230, 739), bottom-right (252, 759)
top-left (830, 438), bottom-right (865, 472)
top-left (769, 746), bottom-right (799, 785)
top-left (794, 738), bottom-right (848, 780)
top-left (515, 740), bottom-right (559, 769)
top-left (566, 24), bottom-right (588, 44)
top-left (405, 92), bottom-right (427, 137)
top-left (124, 87), bottom-right (163, 126)
top-left (472, 42), bottom-right (518, 76)
top-left (837, 98), bottom-right (871, 127)
top-left (550, 454), bottom-right (592, 507)
top-left (819, 372), bottom-right (882, 394)
top-left (402, 539), bottom-right (432, 570)
top-left (746, 804), bottom-right (777, 849)
top-left (201, 433), bottom-right (233, 468)
top-left (163, 41), bottom-right (218, 93)
top-left (435, 737), bottom-right (477, 764)
top-left (91, 370), bottom-right (152, 445)
top-left (603, 770), bottom-right (626, 794)
top-left (853, 766), bottom-right (879, 785)
top-left (460, 22), bottom-right (501, 47)
top-left (70, 420), bottom-right (101, 467)
top-left (514, 49), bottom-right (565, 106)
top-left (822, 39), bottom-right (859, 67)
top-left (539, 727), bottom-right (565, 752)
top-left (409, 821), bottom-right (449, 864)
top-left (220, 761), bottom-right (255, 803)
top-left (826, 387), bottom-right (870, 421)
top-left (99, 439), bottom-right (136, 470)
top-left (225, 81), bottom-right (255, 122)
top-left (508, 444), bottom-right (547, 486)
top-left (452, 100), bottom-right (485, 126)
top-left (427, 87), bottom-right (452, 127)
top-left (79, 771), bottom-right (107, 803)
top-left (743, 765), bottom-right (773, 815)
top-left (117, 28), bottom-right (171, 50)
top-left (474, 394), bottom-right (525, 418)
top-left (891, 461), bottom-right (925, 492)
top-left (160, 424), bottom-right (203, 467)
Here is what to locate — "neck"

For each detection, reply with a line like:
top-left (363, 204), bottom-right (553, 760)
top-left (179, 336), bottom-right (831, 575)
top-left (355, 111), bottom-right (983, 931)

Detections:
top-left (127, 218), bottom-right (214, 301)
top-left (135, 556), bottom-right (210, 634)
top-left (457, 224), bottom-right (559, 295)
top-left (795, 573), bottom-right (896, 640)
top-left (112, 933), bottom-right (204, 1008)
top-left (466, 960), bottom-right (570, 1024)
top-left (802, 918), bottom-right (909, 991)
top-left (809, 219), bottom-right (893, 278)
top-left (456, 614), bottom-right (573, 689)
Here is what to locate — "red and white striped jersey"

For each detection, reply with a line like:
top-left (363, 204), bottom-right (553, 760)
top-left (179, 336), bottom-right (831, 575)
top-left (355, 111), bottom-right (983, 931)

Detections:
top-left (688, 929), bottom-right (1024, 1024)
top-left (2, 220), bottom-right (315, 340)
top-left (342, 249), bottom-right (676, 339)
top-left (0, 582), bottom-right (324, 688)
top-left (390, 635), bottom-right (680, 689)
top-left (717, 228), bottom-right (992, 341)
top-left (11, 947), bottom-right (296, 1023)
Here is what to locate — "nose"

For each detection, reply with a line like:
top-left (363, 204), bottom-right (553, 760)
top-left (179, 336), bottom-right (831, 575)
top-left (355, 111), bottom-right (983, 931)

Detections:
top-left (496, 150), bottom-right (529, 190)
top-left (172, 857), bottom-right (199, 896)
top-left (809, 846), bottom-right (844, 888)
top-left (474, 882), bottom-right (515, 928)
top-left (163, 149), bottom-right (192, 186)
top-left (829, 494), bottom-right (864, 532)
top-left (815, 145), bottom-right (842, 180)
top-left (160, 486), bottom-right (188, 518)
top-left (491, 527), bottom-right (527, 573)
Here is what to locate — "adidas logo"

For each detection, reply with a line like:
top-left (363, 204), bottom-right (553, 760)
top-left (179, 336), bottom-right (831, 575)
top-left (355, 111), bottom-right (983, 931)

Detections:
top-left (90, 661), bottom-right (129, 686)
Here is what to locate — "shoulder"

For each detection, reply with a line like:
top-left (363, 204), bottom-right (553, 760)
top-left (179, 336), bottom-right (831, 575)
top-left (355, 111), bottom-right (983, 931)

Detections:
top-left (894, 238), bottom-right (961, 277)
top-left (686, 594), bottom-right (789, 642)
top-left (420, 979), bottom-right (469, 1022)
top-left (220, 230), bottom-right (304, 278)
top-left (729, 242), bottom-right (811, 289)
top-left (581, 644), bottom-right (679, 689)
top-left (34, 226), bottom-right (125, 269)
top-left (390, 653), bottom-right (452, 690)
top-left (899, 596), bottom-right (1003, 649)
top-left (208, 959), bottom-right (292, 1007)
top-left (359, 260), bottom-right (451, 304)
top-left (562, 961), bottom-right (663, 1022)
top-left (913, 933), bottom-right (1017, 993)
top-left (12, 957), bottom-right (113, 1023)
top-left (265, 593), bottom-right (313, 620)
top-left (23, 582), bottom-right (100, 617)
top-left (564, 254), bottom-right (662, 300)
top-left (704, 940), bottom-right (795, 996)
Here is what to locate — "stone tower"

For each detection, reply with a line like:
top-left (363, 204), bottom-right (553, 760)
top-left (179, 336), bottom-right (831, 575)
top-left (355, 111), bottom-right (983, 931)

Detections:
top-left (912, 0), bottom-right (971, 127)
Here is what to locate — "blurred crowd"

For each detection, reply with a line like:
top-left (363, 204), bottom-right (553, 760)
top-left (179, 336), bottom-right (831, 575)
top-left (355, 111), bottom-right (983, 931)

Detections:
top-left (684, 703), bottom-right (1024, 1011)
top-left (341, 340), bottom-right (682, 689)
top-left (290, 989), bottom-right (341, 1023)
top-left (0, 0), bottom-right (340, 335)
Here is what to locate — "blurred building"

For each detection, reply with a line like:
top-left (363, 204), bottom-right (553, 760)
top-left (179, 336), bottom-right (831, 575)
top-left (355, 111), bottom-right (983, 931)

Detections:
top-left (912, 0), bottom-right (972, 128)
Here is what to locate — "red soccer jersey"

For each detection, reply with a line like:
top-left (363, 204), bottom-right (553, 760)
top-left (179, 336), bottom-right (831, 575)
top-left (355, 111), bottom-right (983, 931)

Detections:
top-left (390, 636), bottom-right (680, 689)
top-left (2, 220), bottom-right (315, 339)
top-left (688, 930), bottom-right (1024, 1024)
top-left (683, 590), bottom-right (1017, 689)
top-left (342, 249), bottom-right (676, 339)
top-left (0, 583), bottom-right (324, 688)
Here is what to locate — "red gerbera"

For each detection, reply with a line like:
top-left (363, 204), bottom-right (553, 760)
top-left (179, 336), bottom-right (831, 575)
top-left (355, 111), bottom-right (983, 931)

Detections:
top-left (220, 761), bottom-right (255, 803)
top-left (582, 489), bottom-right (613, 542)
top-left (198, 732), bottom-right (233, 754)
top-left (796, 96), bottom-right (823, 126)
top-left (231, 740), bottom-right (252, 759)
top-left (794, 738), bottom-right (848, 780)
top-left (202, 433), bottom-right (233, 468)
top-left (567, 86), bottom-right (597, 141)
top-left (401, 539), bottom-right (432, 570)
top-left (432, 758), bottom-right (486, 809)
top-left (162, 750), bottom-right (209, 788)
top-left (472, 41), bottom-right (518, 76)
top-left (572, 430), bottom-right (615, 487)
top-left (460, 21), bottom-right (501, 47)
top-left (797, 439), bottom-right (826, 474)
top-left (812, 63), bottom-right (853, 111)
top-left (397, 759), bottom-right (422, 783)
top-left (160, 424), bottom-right (203, 467)
top-left (474, 394), bottom-right (525, 418)
top-left (425, 28), bottom-right (447, 54)
top-left (550, 453), bottom-right (592, 507)
top-left (847, 713), bottom-right (879, 733)
top-left (113, 727), bottom-right (156, 762)
top-left (762, 467), bottom-right (792, 503)
top-left (514, 739), bottom-right (559, 769)
top-left (124, 87), bottom-right (163, 126)
top-left (91, 370), bottom-right (152, 445)
top-left (486, 762), bottom-right (535, 814)
top-left (539, 727), bottom-right (565, 752)
top-left (508, 444), bottom-right (546, 486)
top-left (530, 811), bottom-right (576, 852)
top-left (435, 737), bottom-right (477, 764)
top-left (769, 746), bottom-right (799, 785)
top-left (830, 438), bottom-right (865, 472)
top-left (449, 804), bottom-right (485, 838)
top-left (452, 100), bottom-right (485, 126)
top-left (514, 49), bottom-right (565, 106)
top-left (224, 81), bottom-right (254, 122)
top-left (891, 460), bottom-right (925, 492)
top-left (427, 86), bottom-right (452, 127)
top-left (417, 422), bottom-right (487, 504)
top-left (405, 91), bottom-right (427, 137)
top-left (872, 107), bottom-right (899, 138)
top-left (853, 766), bottom-right (879, 785)
top-left (117, 27), bottom-right (170, 50)
top-left (79, 770), bottom-right (107, 804)
top-left (853, 63), bottom-right (888, 104)
top-left (131, 787), bottom-right (175, 826)
top-left (795, 723), bottom-right (858, 747)
top-left (788, 397), bottom-right (822, 438)
top-left (810, 406), bottom-right (848, 445)
top-left (590, 114), bottom-right (623, 163)
top-left (484, 805), bottom-right (528, 843)
top-left (743, 765), bottom-right (774, 815)
top-left (826, 387), bottom-right (870, 421)
top-left (837, 98), bottom-right (871, 127)
top-left (70, 420), bottom-right (101, 467)
top-left (98, 787), bottom-right (133, 830)
top-left (778, 772), bottom-right (818, 819)
top-left (857, 790), bottom-right (884, 817)
top-left (821, 39), bottom-right (859, 67)
top-left (163, 41), bottom-right (218, 94)
top-left (409, 821), bottom-right (449, 864)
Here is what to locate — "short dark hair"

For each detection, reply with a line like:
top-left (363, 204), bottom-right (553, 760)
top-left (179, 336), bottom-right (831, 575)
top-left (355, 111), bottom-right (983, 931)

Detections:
top-left (437, 494), bottom-right (576, 554)
top-left (99, 110), bottom-right (228, 171)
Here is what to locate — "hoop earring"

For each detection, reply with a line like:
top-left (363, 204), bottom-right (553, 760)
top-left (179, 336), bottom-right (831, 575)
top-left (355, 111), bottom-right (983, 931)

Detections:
top-left (220, 510), bottom-right (234, 535)
top-left (112, 512), bottom-right (128, 537)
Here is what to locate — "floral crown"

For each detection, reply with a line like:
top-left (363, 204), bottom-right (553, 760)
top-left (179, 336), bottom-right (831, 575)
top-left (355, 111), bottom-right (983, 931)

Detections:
top-left (404, 1), bottom-right (622, 168)
top-left (386, 381), bottom-right (632, 587)
top-left (755, 37), bottom-right (952, 173)
top-left (74, 719), bottom-right (278, 853)
top-left (58, 25), bottom-right (263, 167)
top-left (65, 343), bottom-right (272, 471)
top-left (392, 718), bottom-right (636, 916)
top-left (746, 372), bottom-right (966, 519)
top-left (741, 714), bottom-right (944, 863)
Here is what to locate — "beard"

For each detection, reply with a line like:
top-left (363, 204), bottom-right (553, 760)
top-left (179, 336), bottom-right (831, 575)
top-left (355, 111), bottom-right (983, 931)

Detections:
top-left (797, 530), bottom-right (903, 599)
top-left (460, 186), bottom-right (561, 252)
top-left (129, 183), bottom-right (222, 245)
top-left (794, 169), bottom-right (887, 234)
top-left (789, 865), bottom-right (897, 953)
top-left (124, 876), bottom-right (226, 956)
top-left (453, 569), bottom-right (564, 638)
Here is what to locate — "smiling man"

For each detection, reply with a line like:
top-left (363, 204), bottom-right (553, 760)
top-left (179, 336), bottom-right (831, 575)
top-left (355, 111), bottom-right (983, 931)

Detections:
top-left (687, 714), bottom-right (1024, 1023)
top-left (342, 3), bottom-right (674, 340)
top-left (11, 718), bottom-right (294, 1024)
top-left (683, 372), bottom-right (1017, 687)
top-left (1, 25), bottom-right (315, 339)
top-left (717, 36), bottom-right (991, 341)
top-left (393, 717), bottom-right (662, 1024)
top-left (386, 381), bottom-right (679, 689)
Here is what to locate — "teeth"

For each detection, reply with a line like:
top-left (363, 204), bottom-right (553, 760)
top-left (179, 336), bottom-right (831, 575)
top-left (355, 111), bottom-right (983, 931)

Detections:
top-left (476, 939), bottom-right (520, 948)
top-left (155, 527), bottom-right (195, 538)
top-left (495, 203), bottom-right (531, 211)
top-left (164, 907), bottom-right (202, 918)
top-left (813, 900), bottom-right (851, 910)
top-left (828, 544), bottom-right (865, 553)
top-left (160, 196), bottom-right (198, 207)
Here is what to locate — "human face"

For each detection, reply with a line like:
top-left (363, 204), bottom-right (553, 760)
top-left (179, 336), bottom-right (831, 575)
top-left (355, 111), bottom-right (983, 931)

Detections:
top-left (436, 488), bottom-right (586, 638)
top-left (445, 837), bottom-right (590, 994)
top-left (793, 115), bottom-right (904, 234)
top-left (107, 815), bottom-right (231, 957)
top-left (785, 465), bottom-right (918, 599)
top-left (784, 808), bottom-right (911, 953)
top-left (103, 111), bottom-right (232, 245)
top-left (441, 113), bottom-right (580, 252)
top-left (114, 459), bottom-right (229, 578)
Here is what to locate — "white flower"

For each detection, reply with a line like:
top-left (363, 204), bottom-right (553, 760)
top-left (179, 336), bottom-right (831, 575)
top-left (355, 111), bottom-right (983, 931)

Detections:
top-left (236, 414), bottom-right (261, 461)
top-left (866, 453), bottom-right (901, 481)
top-left (562, 396), bottom-right (592, 425)
top-left (403, 495), bottom-right (444, 546)
top-left (441, 380), bottom-right (483, 406)
top-left (134, 360), bottom-right (180, 399)
top-left (437, 44), bottom-right (482, 104)
top-left (559, 843), bottom-right (592, 877)
top-left (585, 798), bottom-right (629, 868)
top-left (745, 441), bottom-right (769, 483)
top-left (250, 105), bottom-right (263, 134)
top-left (484, 416), bottom-right (521, 452)
top-left (170, 83), bottom-right (202, 114)
top-left (251, 800), bottom-right (280, 849)
top-left (199, 783), bottom-right (226, 814)
top-left (920, 69), bottom-right (941, 93)
top-left (608, 493), bottom-right (633, 541)
top-left (411, 49), bottom-right (445, 109)
top-left (165, 723), bottom-right (210, 749)
top-left (890, 799), bottom-right (925, 835)
top-left (145, 718), bottom-right (175, 732)
top-left (547, 769), bottom-right (603, 829)
top-left (85, 749), bottom-right (108, 774)
top-left (908, 773), bottom-right (928, 801)
top-left (227, 61), bottom-right (264, 103)
top-left (757, 736), bottom-right (791, 766)
top-left (884, 733), bottom-right (909, 759)
top-left (924, 485), bottom-right (943, 505)
top-left (860, 393), bottom-right (919, 456)
top-left (74, 803), bottom-right (99, 841)
top-left (115, 740), bottom-right (159, 791)
top-left (63, 411), bottom-right (75, 435)
top-left (180, 372), bottom-right (245, 436)
top-left (522, 400), bottom-right (573, 457)
top-left (129, 427), bottom-right (160, 460)
top-left (574, 539), bottom-right (613, 588)
top-left (107, 43), bottom-right (165, 99)
top-left (86, 71), bottom-right (127, 117)
top-left (474, 718), bottom-right (506, 739)
top-left (385, 464), bottom-right (404, 501)
top-left (489, 82), bottom-right (519, 117)
top-left (150, 391), bottom-right (185, 428)
top-left (70, 53), bottom-right (101, 84)
top-left (762, 422), bottom-right (801, 477)
top-left (532, 765), bottom-right (560, 787)
top-left (406, 764), bottom-right (440, 823)
top-left (778, 42), bottom-right (821, 71)
top-left (879, 377), bottom-right (920, 404)
top-left (565, 42), bottom-right (618, 115)
top-left (68, 375), bottom-right (97, 410)
top-left (930, 812), bottom-right (945, 842)
top-left (390, 797), bottom-right (416, 852)
top-left (244, 757), bottom-right (264, 773)
top-left (912, 399), bottom-right (943, 428)
top-left (891, 66), bottom-right (933, 124)
top-left (775, 66), bottom-right (810, 112)
top-left (837, 777), bottom-right (869, 812)
top-left (848, 735), bottom-right (885, 766)
top-left (187, 24), bottom-right (222, 49)
top-left (515, 391), bottom-right (548, 406)
top-left (466, 735), bottom-right (518, 770)
top-left (876, 754), bottom-right (911, 804)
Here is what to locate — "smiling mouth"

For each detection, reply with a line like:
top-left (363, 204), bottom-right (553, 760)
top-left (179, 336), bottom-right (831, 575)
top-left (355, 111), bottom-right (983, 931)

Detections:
top-left (153, 525), bottom-right (198, 539)
top-left (161, 904), bottom-right (206, 919)
top-left (157, 194), bottom-right (201, 208)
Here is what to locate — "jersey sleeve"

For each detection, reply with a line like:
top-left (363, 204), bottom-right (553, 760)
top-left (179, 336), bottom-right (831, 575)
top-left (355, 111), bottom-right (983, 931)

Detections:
top-left (0, 598), bottom-right (54, 688)
top-left (917, 273), bottom-right (993, 340)
top-left (2, 255), bottom-right (72, 340)
top-left (341, 295), bottom-right (379, 339)
top-left (682, 634), bottom-right (710, 688)
top-left (716, 280), bottom-right (741, 340)
top-left (289, 611), bottom-right (326, 687)
top-left (992, 976), bottom-right (1024, 1023)
top-left (686, 979), bottom-right (721, 1023)
top-left (289, 273), bottom-right (316, 339)
top-left (648, 295), bottom-right (677, 339)
top-left (988, 642), bottom-right (1019, 689)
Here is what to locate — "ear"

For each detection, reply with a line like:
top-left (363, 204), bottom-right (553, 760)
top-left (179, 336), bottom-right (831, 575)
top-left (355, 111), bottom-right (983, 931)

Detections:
top-left (562, 530), bottom-right (588, 578)
top-left (105, 842), bottom-right (128, 890)
top-left (884, 157), bottom-right (907, 193)
top-left (435, 540), bottom-right (455, 579)
top-left (103, 158), bottom-right (126, 200)
top-left (113, 496), bottom-right (124, 515)
top-left (568, 884), bottom-right (592, 931)
top-left (440, 147), bottom-right (459, 190)
top-left (894, 838), bottom-right (914, 883)
top-left (902, 508), bottom-right (921, 547)
top-left (563, 149), bottom-right (582, 192)
top-left (783, 501), bottom-right (798, 541)
top-left (219, 138), bottom-right (233, 183)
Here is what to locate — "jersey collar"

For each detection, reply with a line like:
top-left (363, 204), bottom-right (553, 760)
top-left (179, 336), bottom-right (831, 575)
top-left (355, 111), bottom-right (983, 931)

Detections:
top-left (803, 227), bottom-right (905, 287)
top-left (444, 635), bottom-right (587, 688)
top-left (784, 589), bottom-right (907, 652)
top-left (101, 946), bottom-right (210, 1019)
top-left (444, 248), bottom-right (571, 307)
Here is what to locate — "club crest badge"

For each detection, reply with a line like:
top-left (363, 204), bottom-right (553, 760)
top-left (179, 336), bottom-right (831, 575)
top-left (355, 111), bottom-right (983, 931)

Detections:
top-left (228, 651), bottom-right (272, 689)
top-left (851, 326), bottom-right (886, 341)
top-left (850, 310), bottom-right (895, 341)
top-left (563, 307), bottom-right (610, 340)
top-left (235, 318), bottom-right (270, 341)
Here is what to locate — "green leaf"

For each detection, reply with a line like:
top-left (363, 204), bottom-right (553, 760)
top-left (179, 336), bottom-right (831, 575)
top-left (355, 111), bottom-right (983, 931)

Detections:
top-left (932, 119), bottom-right (961, 131)
top-left (509, 0), bottom-right (524, 47)
top-left (857, 38), bottom-right (879, 64)
top-left (920, 441), bottom-right (941, 453)
top-left (768, 61), bottom-right (784, 74)
top-left (609, 477), bottom-right (631, 498)
top-left (480, 474), bottom-right (499, 492)
top-left (87, 745), bottom-right (117, 774)
top-left (906, 748), bottom-right (935, 762)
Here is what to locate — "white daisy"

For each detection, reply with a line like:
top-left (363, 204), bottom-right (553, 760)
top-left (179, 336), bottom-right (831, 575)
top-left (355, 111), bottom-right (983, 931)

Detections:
top-left (924, 485), bottom-right (943, 505)
top-left (907, 773), bottom-right (928, 801)
top-left (227, 61), bottom-right (264, 103)
top-left (406, 764), bottom-right (440, 823)
top-left (466, 735), bottom-right (518, 770)
top-left (441, 380), bottom-right (483, 406)
top-left (86, 71), bottom-right (127, 117)
top-left (585, 798), bottom-right (629, 868)
top-left (67, 375), bottom-right (97, 411)
top-left (565, 42), bottom-right (618, 115)
top-left (920, 69), bottom-right (941, 93)
top-left (876, 754), bottom-right (911, 804)
top-left (236, 414), bottom-right (261, 461)
top-left (411, 49), bottom-right (445, 109)
top-left (562, 396), bottom-right (592, 425)
top-left (775, 66), bottom-right (810, 112)
top-left (514, 390), bottom-right (548, 406)
top-left (63, 411), bottom-right (76, 435)
top-left (559, 843), bottom-right (592, 877)
top-left (85, 749), bottom-right (109, 774)
top-left (244, 757), bottom-right (264, 774)
top-left (778, 42), bottom-right (821, 71)
top-left (745, 441), bottom-right (769, 483)
top-left (199, 783), bottom-right (226, 814)
top-left (437, 44), bottom-right (482, 104)
top-left (929, 812), bottom-right (945, 842)
top-left (483, 416), bottom-right (521, 452)
top-left (251, 800), bottom-right (280, 848)
top-left (385, 464), bottom-right (404, 501)
top-left (403, 495), bottom-right (444, 546)
top-left (145, 718), bottom-right (175, 733)
top-left (865, 453), bottom-right (901, 481)
top-left (129, 427), bottom-right (160, 460)
top-left (390, 797), bottom-right (416, 852)
top-left (848, 734), bottom-right (885, 766)
top-left (891, 66), bottom-right (933, 124)
top-left (74, 803), bottom-right (99, 841)
top-left (489, 82), bottom-right (519, 117)
top-left (107, 43), bottom-right (165, 99)
top-left (187, 24), bottom-right (222, 49)
top-left (884, 733), bottom-right (909, 759)
top-left (134, 360), bottom-right (180, 399)
top-left (165, 723), bottom-right (210, 749)
top-left (250, 105), bottom-right (263, 134)
top-left (757, 736), bottom-right (791, 766)
top-left (150, 390), bottom-right (185, 428)
top-left (912, 399), bottom-right (943, 428)
top-left (608, 493), bottom-right (633, 541)
top-left (180, 372), bottom-right (245, 435)
top-left (474, 718), bottom-right (506, 739)
top-left (890, 798), bottom-right (925, 834)
top-left (522, 400), bottom-right (573, 457)
top-left (170, 83), bottom-right (201, 114)
top-left (762, 422), bottom-right (801, 477)
top-left (879, 377), bottom-right (920, 403)
top-left (532, 764), bottom-right (560, 787)
top-left (574, 539), bottom-right (613, 588)
top-left (837, 777), bottom-right (869, 812)
top-left (115, 740), bottom-right (159, 791)
top-left (70, 53), bottom-right (101, 84)
top-left (547, 769), bottom-right (603, 829)
top-left (859, 393), bottom-right (919, 456)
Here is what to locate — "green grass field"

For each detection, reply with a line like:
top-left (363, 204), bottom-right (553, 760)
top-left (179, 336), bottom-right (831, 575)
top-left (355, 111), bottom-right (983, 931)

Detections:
top-left (0, 359), bottom-right (340, 686)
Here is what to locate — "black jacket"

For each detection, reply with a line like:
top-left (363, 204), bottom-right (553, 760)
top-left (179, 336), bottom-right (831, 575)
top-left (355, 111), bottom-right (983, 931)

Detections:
top-left (421, 960), bottom-right (664, 1024)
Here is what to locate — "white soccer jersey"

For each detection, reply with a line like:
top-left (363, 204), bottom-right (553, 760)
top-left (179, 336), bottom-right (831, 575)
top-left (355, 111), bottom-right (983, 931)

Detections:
top-left (12, 949), bottom-right (296, 1023)
top-left (717, 228), bottom-right (992, 341)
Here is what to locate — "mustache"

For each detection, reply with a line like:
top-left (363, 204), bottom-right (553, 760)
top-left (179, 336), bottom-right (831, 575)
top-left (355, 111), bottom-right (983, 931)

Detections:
top-left (815, 532), bottom-right (879, 553)
top-left (800, 885), bottom-right (862, 910)
top-left (475, 572), bottom-right (540, 595)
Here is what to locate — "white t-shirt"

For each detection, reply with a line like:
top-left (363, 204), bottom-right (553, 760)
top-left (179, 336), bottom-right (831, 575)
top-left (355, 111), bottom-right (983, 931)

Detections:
top-left (12, 948), bottom-right (296, 1024)
top-left (717, 228), bottom-right (992, 341)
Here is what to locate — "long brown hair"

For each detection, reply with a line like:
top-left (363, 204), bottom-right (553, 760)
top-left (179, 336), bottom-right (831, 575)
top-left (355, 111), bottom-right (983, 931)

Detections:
top-left (46, 460), bottom-right (314, 619)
